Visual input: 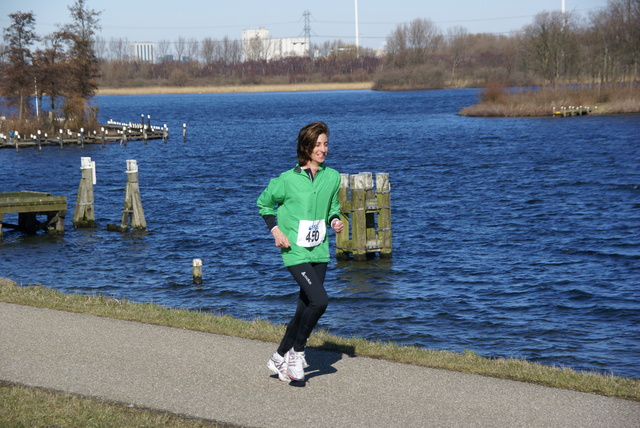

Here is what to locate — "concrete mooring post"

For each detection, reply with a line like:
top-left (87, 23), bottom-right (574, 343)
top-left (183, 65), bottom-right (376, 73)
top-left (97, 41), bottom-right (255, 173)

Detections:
top-left (336, 172), bottom-right (392, 261)
top-left (73, 157), bottom-right (97, 228)
top-left (192, 258), bottom-right (203, 285)
top-left (120, 159), bottom-right (146, 230)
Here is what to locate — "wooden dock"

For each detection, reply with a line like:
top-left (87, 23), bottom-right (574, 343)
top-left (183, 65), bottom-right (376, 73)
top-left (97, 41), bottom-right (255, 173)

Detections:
top-left (0, 120), bottom-right (169, 150)
top-left (0, 191), bottom-right (67, 241)
top-left (552, 106), bottom-right (593, 117)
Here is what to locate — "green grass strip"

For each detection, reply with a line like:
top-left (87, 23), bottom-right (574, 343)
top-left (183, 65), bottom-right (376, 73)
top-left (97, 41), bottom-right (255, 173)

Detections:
top-left (1, 279), bottom-right (638, 402)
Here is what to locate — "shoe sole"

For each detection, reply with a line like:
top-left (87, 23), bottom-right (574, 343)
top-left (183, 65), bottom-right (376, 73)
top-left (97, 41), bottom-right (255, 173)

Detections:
top-left (286, 368), bottom-right (305, 382)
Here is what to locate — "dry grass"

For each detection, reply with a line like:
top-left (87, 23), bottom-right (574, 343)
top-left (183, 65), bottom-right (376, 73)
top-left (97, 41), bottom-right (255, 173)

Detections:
top-left (459, 85), bottom-right (640, 117)
top-left (97, 82), bottom-right (372, 95)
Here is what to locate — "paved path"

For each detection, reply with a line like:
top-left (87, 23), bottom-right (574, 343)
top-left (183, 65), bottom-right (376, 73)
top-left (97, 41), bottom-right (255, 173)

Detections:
top-left (1, 302), bottom-right (638, 427)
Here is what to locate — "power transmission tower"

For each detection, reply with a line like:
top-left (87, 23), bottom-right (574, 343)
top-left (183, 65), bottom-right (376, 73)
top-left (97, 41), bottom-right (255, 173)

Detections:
top-left (303, 10), bottom-right (312, 58)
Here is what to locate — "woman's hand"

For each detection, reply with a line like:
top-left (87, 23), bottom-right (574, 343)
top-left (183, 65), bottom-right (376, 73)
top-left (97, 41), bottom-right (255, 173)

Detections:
top-left (271, 226), bottom-right (291, 248)
top-left (331, 219), bottom-right (344, 234)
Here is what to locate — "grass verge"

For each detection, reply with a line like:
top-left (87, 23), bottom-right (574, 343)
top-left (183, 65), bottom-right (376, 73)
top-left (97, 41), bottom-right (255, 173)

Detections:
top-left (0, 381), bottom-right (230, 428)
top-left (1, 278), bottom-right (638, 414)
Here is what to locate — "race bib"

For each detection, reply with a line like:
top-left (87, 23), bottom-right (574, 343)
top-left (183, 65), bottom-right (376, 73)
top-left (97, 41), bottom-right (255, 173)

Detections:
top-left (296, 220), bottom-right (326, 247)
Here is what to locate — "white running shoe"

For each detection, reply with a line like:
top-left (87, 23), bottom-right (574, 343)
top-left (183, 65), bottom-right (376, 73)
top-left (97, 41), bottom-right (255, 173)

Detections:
top-left (287, 350), bottom-right (306, 381)
top-left (267, 351), bottom-right (290, 382)
top-left (290, 347), bottom-right (309, 368)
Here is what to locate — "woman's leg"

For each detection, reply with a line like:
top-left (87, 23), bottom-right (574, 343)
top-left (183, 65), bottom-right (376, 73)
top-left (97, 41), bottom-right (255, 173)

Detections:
top-left (277, 263), bottom-right (328, 355)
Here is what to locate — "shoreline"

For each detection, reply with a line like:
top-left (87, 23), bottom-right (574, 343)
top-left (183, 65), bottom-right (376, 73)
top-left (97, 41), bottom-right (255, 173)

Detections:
top-left (1, 278), bottom-right (638, 401)
top-left (96, 81), bottom-right (373, 95)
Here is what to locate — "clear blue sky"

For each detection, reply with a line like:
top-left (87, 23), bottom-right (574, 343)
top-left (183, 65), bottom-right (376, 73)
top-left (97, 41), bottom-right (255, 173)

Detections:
top-left (1, 0), bottom-right (609, 50)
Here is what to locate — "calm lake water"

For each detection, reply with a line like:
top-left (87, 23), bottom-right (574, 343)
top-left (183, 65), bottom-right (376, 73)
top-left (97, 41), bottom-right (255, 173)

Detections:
top-left (1, 89), bottom-right (639, 379)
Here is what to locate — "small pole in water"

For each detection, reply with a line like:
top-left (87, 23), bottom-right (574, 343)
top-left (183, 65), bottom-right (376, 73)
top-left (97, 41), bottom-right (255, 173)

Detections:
top-left (37, 130), bottom-right (42, 152)
top-left (193, 258), bottom-right (203, 285)
top-left (101, 127), bottom-right (105, 147)
top-left (121, 126), bottom-right (127, 147)
top-left (59, 129), bottom-right (63, 149)
top-left (183, 123), bottom-right (187, 142)
top-left (163, 124), bottom-right (168, 143)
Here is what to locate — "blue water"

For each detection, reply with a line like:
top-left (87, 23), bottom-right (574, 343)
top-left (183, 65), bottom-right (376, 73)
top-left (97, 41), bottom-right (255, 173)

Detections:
top-left (1, 89), bottom-right (639, 379)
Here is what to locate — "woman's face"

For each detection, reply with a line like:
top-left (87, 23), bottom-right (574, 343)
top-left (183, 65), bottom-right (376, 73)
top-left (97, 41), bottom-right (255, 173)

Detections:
top-left (309, 133), bottom-right (328, 166)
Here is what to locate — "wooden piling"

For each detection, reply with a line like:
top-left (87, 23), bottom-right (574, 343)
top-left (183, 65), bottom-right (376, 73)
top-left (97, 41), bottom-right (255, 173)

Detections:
top-left (192, 258), bottom-right (203, 285)
top-left (336, 172), bottom-right (392, 261)
top-left (73, 157), bottom-right (97, 228)
top-left (375, 173), bottom-right (392, 258)
top-left (120, 159), bottom-right (146, 230)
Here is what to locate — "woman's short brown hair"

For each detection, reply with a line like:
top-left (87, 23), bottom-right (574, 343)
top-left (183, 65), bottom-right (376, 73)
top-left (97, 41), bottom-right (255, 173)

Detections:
top-left (297, 121), bottom-right (329, 166)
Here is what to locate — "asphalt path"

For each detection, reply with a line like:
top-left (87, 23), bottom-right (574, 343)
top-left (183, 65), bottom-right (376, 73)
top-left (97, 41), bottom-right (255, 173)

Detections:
top-left (1, 302), bottom-right (638, 427)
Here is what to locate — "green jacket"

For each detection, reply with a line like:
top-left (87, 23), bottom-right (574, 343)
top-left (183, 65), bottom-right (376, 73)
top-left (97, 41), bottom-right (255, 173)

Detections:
top-left (257, 164), bottom-right (342, 267)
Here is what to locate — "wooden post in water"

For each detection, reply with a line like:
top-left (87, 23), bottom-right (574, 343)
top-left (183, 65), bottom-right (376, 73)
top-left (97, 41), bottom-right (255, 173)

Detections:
top-left (375, 173), bottom-right (392, 258)
top-left (192, 258), bottom-right (203, 285)
top-left (73, 157), bottom-right (97, 228)
top-left (336, 172), bottom-right (392, 261)
top-left (120, 159), bottom-right (146, 230)
top-left (336, 174), bottom-right (351, 260)
top-left (350, 173), bottom-right (368, 261)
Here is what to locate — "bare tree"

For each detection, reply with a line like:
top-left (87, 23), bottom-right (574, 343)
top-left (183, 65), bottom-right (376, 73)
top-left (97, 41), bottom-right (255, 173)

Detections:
top-left (157, 40), bottom-right (171, 61)
top-left (201, 37), bottom-right (214, 63)
top-left (187, 37), bottom-right (199, 62)
top-left (108, 37), bottom-right (129, 60)
top-left (445, 26), bottom-right (469, 81)
top-left (174, 36), bottom-right (186, 61)
top-left (94, 35), bottom-right (106, 59)
top-left (385, 18), bottom-right (442, 67)
top-left (521, 11), bottom-right (578, 87)
top-left (607, 0), bottom-right (640, 84)
top-left (221, 36), bottom-right (241, 64)
top-left (1, 11), bottom-right (38, 120)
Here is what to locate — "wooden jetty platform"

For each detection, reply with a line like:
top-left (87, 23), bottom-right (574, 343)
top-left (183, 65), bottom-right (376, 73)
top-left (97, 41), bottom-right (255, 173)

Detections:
top-left (0, 191), bottom-right (67, 241)
top-left (552, 105), bottom-right (593, 117)
top-left (0, 120), bottom-right (169, 150)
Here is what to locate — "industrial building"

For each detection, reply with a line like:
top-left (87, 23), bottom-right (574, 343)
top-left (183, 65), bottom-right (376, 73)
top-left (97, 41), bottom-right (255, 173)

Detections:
top-left (129, 42), bottom-right (155, 62)
top-left (242, 28), bottom-right (309, 61)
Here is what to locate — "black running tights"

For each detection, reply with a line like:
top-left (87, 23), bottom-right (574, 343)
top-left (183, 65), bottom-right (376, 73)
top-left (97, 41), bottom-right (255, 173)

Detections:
top-left (277, 262), bottom-right (328, 356)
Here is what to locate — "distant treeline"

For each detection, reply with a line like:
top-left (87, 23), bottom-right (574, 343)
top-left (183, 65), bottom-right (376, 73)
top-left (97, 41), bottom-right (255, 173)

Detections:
top-left (95, 0), bottom-right (639, 90)
top-left (1, 0), bottom-right (638, 134)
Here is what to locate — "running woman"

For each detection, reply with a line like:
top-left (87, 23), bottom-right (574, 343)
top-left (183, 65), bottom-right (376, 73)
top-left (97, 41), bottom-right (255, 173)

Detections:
top-left (257, 121), bottom-right (344, 382)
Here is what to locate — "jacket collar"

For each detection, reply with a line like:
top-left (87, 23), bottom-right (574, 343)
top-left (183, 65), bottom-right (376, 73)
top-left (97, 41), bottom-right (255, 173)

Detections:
top-left (294, 163), bottom-right (325, 173)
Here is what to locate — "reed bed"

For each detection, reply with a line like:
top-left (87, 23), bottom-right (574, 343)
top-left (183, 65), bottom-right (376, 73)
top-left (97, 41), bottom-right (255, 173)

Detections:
top-left (459, 84), bottom-right (640, 117)
top-left (97, 82), bottom-right (372, 95)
